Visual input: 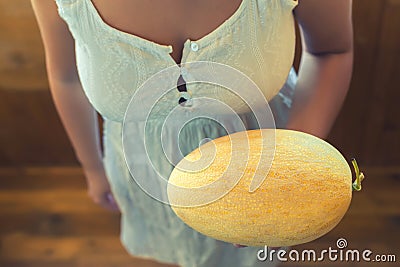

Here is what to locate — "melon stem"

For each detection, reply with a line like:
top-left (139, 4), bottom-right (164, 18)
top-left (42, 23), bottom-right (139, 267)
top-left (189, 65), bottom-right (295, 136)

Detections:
top-left (351, 158), bottom-right (365, 191)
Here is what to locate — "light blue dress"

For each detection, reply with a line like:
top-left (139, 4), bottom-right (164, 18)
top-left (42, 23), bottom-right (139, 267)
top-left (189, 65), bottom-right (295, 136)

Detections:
top-left (55, 0), bottom-right (299, 266)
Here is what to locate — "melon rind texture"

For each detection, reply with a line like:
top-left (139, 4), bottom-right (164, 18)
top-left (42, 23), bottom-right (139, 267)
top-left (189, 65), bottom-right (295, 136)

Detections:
top-left (167, 129), bottom-right (352, 247)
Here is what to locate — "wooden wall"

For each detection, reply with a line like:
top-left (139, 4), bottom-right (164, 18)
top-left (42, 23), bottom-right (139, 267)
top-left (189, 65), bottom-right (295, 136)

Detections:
top-left (328, 0), bottom-right (400, 166)
top-left (0, 0), bottom-right (399, 166)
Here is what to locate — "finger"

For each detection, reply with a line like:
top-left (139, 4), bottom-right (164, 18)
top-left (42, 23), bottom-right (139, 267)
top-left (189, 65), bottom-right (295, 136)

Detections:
top-left (106, 192), bottom-right (116, 204)
top-left (94, 195), bottom-right (120, 212)
top-left (106, 193), bottom-right (120, 211)
top-left (101, 200), bottom-right (120, 212)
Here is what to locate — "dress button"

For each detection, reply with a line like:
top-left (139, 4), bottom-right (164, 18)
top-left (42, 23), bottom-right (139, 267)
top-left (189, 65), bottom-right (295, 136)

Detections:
top-left (190, 42), bottom-right (199, 52)
top-left (179, 91), bottom-right (192, 100)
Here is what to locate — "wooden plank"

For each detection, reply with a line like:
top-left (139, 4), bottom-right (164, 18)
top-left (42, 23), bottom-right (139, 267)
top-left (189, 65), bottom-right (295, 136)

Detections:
top-left (0, 0), bottom-right (48, 90)
top-left (0, 166), bottom-right (86, 190)
top-left (0, 166), bottom-right (399, 266)
top-left (0, 89), bottom-right (104, 166)
top-left (0, 89), bottom-right (79, 165)
top-left (362, 0), bottom-right (400, 165)
top-left (324, 214), bottom-right (400, 242)
top-left (0, 190), bottom-right (116, 213)
top-left (1, 233), bottom-right (129, 261)
top-left (0, 211), bottom-right (120, 236)
top-left (0, 234), bottom-right (178, 266)
top-left (327, 0), bottom-right (386, 163)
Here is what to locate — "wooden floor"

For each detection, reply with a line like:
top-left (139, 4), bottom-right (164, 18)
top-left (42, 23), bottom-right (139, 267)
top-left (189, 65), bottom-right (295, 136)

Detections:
top-left (0, 166), bottom-right (399, 267)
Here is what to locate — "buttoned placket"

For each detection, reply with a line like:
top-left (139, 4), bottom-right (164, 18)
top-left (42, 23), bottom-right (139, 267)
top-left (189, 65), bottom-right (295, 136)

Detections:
top-left (176, 40), bottom-right (200, 108)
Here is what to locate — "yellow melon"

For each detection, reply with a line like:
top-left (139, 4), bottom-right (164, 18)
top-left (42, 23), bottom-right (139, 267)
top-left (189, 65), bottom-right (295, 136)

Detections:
top-left (167, 129), bottom-right (364, 247)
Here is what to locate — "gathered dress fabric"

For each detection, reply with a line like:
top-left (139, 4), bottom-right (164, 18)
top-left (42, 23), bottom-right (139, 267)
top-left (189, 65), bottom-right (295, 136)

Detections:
top-left (55, 0), bottom-right (299, 266)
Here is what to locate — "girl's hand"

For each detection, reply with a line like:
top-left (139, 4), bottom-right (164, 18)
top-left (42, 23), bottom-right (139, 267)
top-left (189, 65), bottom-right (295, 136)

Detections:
top-left (83, 164), bottom-right (120, 212)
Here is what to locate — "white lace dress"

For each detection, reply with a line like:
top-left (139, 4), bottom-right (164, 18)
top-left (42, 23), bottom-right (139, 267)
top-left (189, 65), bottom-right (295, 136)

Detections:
top-left (55, 0), bottom-right (299, 266)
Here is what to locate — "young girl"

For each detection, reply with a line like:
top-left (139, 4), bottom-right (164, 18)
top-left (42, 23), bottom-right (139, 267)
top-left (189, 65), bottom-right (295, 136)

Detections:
top-left (31, 0), bottom-right (353, 266)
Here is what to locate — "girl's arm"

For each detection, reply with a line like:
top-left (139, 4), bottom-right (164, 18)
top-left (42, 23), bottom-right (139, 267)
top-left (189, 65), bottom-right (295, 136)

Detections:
top-left (286, 0), bottom-right (354, 139)
top-left (31, 0), bottom-right (118, 211)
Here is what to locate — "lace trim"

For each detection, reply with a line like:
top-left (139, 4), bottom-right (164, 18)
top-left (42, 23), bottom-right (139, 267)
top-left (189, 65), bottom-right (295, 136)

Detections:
top-left (82, 0), bottom-right (248, 57)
